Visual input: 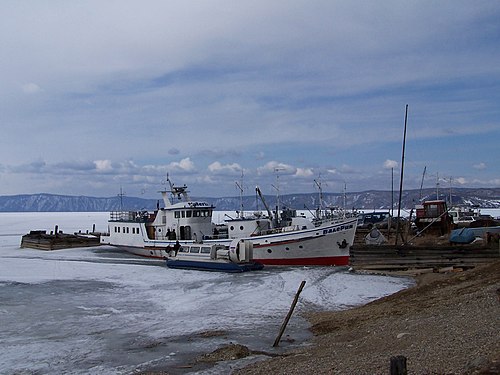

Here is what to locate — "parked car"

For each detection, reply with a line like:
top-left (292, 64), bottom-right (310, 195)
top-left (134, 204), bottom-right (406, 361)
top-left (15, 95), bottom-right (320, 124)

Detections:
top-left (456, 215), bottom-right (475, 228)
top-left (357, 211), bottom-right (391, 229)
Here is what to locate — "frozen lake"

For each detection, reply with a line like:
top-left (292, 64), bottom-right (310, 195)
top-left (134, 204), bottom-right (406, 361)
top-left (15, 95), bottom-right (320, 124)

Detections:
top-left (0, 212), bottom-right (414, 374)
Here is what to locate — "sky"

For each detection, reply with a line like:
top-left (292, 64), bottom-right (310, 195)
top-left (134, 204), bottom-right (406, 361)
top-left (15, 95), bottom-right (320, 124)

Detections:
top-left (1, 1), bottom-right (499, 199)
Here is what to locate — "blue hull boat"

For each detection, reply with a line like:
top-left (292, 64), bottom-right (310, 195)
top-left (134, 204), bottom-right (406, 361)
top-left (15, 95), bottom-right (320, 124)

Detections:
top-left (165, 239), bottom-right (264, 273)
top-left (166, 258), bottom-right (264, 273)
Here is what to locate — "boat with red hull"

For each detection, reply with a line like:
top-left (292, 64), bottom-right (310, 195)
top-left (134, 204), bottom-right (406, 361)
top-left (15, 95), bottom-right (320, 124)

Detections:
top-left (100, 177), bottom-right (357, 266)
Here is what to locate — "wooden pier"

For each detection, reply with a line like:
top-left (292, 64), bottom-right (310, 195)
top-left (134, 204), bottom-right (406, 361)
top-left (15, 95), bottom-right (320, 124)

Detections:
top-left (350, 228), bottom-right (500, 272)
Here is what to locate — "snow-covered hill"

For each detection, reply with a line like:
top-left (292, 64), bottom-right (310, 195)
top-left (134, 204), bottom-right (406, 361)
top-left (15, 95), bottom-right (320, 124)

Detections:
top-left (1, 188), bottom-right (499, 212)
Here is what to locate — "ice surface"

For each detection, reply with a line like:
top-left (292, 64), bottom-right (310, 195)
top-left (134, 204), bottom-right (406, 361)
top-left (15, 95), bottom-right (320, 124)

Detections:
top-left (0, 212), bottom-right (414, 374)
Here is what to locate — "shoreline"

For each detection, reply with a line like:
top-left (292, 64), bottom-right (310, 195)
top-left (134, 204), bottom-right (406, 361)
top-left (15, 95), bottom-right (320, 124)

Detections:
top-left (233, 261), bottom-right (500, 374)
top-left (137, 261), bottom-right (500, 374)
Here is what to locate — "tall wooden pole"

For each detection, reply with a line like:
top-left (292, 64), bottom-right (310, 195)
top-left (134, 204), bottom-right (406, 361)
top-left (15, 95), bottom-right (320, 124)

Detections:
top-left (395, 105), bottom-right (408, 246)
top-left (391, 167), bottom-right (394, 217)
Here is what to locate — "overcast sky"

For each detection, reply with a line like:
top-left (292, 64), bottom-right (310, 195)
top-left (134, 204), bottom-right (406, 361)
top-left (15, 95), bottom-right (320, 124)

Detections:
top-left (1, 1), bottom-right (499, 199)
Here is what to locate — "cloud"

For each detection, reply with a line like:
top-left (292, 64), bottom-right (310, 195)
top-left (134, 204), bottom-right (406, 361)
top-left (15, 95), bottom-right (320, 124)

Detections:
top-left (383, 160), bottom-right (398, 169)
top-left (167, 157), bottom-right (195, 172)
top-left (208, 161), bottom-right (242, 174)
top-left (21, 83), bottom-right (42, 94)
top-left (295, 168), bottom-right (314, 178)
top-left (473, 162), bottom-right (486, 170)
top-left (94, 160), bottom-right (113, 172)
top-left (257, 161), bottom-right (296, 176)
top-left (338, 164), bottom-right (357, 174)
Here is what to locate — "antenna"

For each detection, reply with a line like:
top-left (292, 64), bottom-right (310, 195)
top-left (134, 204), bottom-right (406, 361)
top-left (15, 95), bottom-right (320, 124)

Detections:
top-left (449, 176), bottom-right (453, 206)
top-left (419, 166), bottom-right (427, 200)
top-left (117, 186), bottom-right (126, 211)
top-left (436, 172), bottom-right (440, 200)
top-left (272, 167), bottom-right (285, 225)
top-left (343, 181), bottom-right (347, 216)
top-left (235, 171), bottom-right (244, 219)
top-left (314, 175), bottom-right (325, 208)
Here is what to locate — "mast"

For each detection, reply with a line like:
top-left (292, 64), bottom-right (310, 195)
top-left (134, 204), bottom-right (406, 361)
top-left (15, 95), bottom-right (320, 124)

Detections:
top-left (343, 181), bottom-right (347, 217)
top-left (272, 168), bottom-right (284, 226)
top-left (235, 171), bottom-right (244, 219)
top-left (395, 104), bottom-right (408, 246)
top-left (314, 177), bottom-right (323, 219)
top-left (118, 187), bottom-right (125, 211)
top-left (419, 166), bottom-right (426, 201)
top-left (391, 167), bottom-right (394, 217)
top-left (436, 172), bottom-right (440, 200)
top-left (161, 174), bottom-right (190, 207)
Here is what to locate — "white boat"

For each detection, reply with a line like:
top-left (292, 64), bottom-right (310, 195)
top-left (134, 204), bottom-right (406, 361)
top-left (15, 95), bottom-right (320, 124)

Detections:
top-left (165, 239), bottom-right (264, 272)
top-left (100, 178), bottom-right (358, 266)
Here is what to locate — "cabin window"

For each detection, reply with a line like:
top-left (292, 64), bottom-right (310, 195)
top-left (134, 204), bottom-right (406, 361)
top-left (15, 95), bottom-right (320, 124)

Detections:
top-left (181, 211), bottom-right (185, 218)
top-left (189, 246), bottom-right (200, 253)
top-left (123, 227), bottom-right (126, 233)
top-left (186, 211), bottom-right (192, 218)
top-left (174, 211), bottom-right (180, 219)
top-left (179, 246), bottom-right (188, 253)
top-left (201, 247), bottom-right (211, 254)
top-left (425, 204), bottom-right (444, 217)
top-left (193, 210), bottom-right (200, 217)
top-left (162, 216), bottom-right (166, 224)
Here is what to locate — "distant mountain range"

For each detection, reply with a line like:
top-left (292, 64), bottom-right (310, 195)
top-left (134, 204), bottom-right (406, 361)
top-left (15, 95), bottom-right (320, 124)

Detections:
top-left (1, 188), bottom-right (499, 212)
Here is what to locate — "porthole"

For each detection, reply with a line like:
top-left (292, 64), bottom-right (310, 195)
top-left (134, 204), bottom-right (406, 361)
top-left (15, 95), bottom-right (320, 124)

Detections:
top-left (230, 226), bottom-right (234, 231)
top-left (285, 247), bottom-right (290, 251)
top-left (267, 249), bottom-right (272, 253)
top-left (299, 245), bottom-right (303, 249)
top-left (240, 226), bottom-right (244, 230)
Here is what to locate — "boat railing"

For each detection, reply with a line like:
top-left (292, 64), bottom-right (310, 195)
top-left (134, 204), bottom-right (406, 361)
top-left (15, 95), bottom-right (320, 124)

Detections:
top-left (258, 226), bottom-right (294, 236)
top-left (109, 211), bottom-right (150, 222)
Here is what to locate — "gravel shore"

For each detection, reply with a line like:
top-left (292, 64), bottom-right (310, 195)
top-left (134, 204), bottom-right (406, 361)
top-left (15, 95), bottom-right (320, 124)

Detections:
top-left (234, 261), bottom-right (500, 374)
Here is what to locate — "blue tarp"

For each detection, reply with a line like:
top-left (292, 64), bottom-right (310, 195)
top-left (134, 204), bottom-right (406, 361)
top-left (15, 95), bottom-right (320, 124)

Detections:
top-left (449, 227), bottom-right (476, 244)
